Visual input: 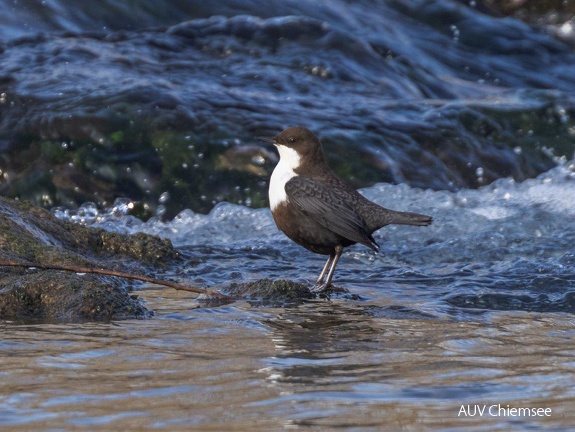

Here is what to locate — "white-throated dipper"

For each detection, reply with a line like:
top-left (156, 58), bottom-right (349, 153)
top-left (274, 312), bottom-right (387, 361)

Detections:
top-left (259, 126), bottom-right (432, 292)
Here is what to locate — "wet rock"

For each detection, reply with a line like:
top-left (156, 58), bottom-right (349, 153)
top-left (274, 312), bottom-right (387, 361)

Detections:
top-left (220, 278), bottom-right (363, 305)
top-left (475, 0), bottom-right (575, 47)
top-left (222, 278), bottom-right (315, 305)
top-left (0, 272), bottom-right (151, 322)
top-left (480, 0), bottom-right (575, 25)
top-left (0, 196), bottom-right (180, 321)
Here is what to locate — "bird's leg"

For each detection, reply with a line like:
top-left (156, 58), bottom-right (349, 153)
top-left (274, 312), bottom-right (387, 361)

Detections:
top-left (324, 245), bottom-right (343, 288)
top-left (314, 254), bottom-right (334, 287)
top-left (313, 245), bottom-right (343, 293)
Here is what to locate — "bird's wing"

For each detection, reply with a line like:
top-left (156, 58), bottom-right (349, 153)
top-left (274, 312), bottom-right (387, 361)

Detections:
top-left (285, 176), bottom-right (379, 251)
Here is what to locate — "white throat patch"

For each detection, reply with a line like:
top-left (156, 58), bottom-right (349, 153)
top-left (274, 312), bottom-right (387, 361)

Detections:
top-left (269, 145), bottom-right (301, 211)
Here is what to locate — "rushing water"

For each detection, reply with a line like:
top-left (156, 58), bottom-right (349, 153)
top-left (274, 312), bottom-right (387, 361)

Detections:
top-left (1, 0), bottom-right (575, 430)
top-left (1, 0), bottom-right (575, 216)
top-left (3, 162), bottom-right (572, 430)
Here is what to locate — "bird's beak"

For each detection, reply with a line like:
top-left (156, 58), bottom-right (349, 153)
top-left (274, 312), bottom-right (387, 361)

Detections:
top-left (257, 136), bottom-right (276, 146)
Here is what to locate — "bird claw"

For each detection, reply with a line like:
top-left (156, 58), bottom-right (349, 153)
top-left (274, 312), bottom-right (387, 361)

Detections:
top-left (311, 283), bottom-right (350, 297)
top-left (311, 282), bottom-right (331, 293)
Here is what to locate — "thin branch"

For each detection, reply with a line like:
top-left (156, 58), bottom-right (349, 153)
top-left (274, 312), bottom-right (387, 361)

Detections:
top-left (0, 260), bottom-right (229, 299)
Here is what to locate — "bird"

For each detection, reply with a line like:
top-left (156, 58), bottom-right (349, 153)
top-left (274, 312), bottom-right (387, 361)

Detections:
top-left (259, 126), bottom-right (432, 292)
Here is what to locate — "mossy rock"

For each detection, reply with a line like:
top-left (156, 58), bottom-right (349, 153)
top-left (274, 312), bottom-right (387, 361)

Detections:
top-left (0, 196), bottom-right (180, 321)
top-left (0, 271), bottom-right (151, 322)
top-left (223, 278), bottom-right (315, 305)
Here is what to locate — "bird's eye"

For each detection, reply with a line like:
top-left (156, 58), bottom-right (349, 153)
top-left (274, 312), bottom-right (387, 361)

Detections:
top-left (289, 137), bottom-right (295, 143)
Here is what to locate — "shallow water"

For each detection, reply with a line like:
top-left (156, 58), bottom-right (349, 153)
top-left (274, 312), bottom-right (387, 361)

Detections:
top-left (2, 0), bottom-right (575, 429)
top-left (2, 163), bottom-right (566, 429)
top-left (2, 288), bottom-right (575, 430)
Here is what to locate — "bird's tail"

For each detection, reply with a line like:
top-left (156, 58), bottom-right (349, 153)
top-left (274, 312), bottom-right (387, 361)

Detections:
top-left (388, 210), bottom-right (432, 227)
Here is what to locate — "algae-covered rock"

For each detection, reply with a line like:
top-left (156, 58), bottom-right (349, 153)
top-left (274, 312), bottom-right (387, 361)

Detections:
top-left (222, 278), bottom-right (315, 305)
top-left (0, 272), bottom-right (150, 322)
top-left (221, 278), bottom-right (365, 305)
top-left (0, 196), bottom-right (180, 321)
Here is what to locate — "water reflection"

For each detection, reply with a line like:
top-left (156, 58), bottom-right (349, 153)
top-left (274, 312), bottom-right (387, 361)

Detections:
top-left (257, 302), bottom-right (575, 429)
top-left (1, 292), bottom-right (575, 429)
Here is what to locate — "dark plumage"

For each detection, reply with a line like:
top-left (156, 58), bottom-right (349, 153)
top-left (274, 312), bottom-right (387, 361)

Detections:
top-left (260, 126), bottom-right (432, 291)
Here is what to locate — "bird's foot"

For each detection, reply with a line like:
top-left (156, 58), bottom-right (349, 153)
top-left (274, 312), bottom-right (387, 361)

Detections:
top-left (311, 282), bottom-right (331, 293)
top-left (311, 283), bottom-right (349, 295)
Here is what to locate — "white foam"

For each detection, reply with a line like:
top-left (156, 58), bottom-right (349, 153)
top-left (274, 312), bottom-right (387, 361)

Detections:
top-left (60, 161), bottom-right (575, 265)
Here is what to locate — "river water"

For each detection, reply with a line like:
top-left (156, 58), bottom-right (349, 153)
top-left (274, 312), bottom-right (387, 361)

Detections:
top-left (2, 288), bottom-right (575, 430)
top-left (3, 164), bottom-right (575, 430)
top-left (1, 0), bottom-right (575, 430)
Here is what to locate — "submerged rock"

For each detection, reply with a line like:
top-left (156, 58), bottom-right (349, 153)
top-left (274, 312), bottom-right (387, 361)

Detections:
top-left (220, 278), bottom-right (361, 306)
top-left (0, 197), bottom-right (180, 321)
top-left (223, 278), bottom-right (315, 305)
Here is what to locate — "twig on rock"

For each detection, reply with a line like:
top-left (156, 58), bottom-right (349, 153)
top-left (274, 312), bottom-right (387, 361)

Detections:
top-left (0, 260), bottom-right (229, 299)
